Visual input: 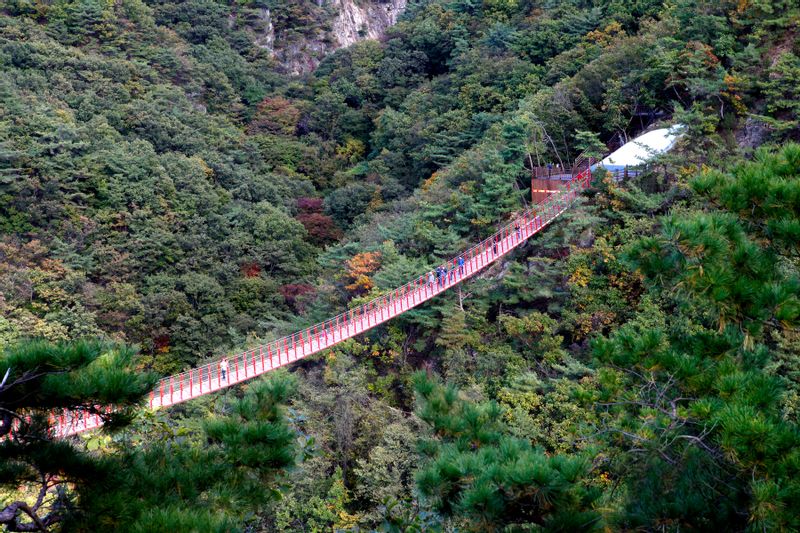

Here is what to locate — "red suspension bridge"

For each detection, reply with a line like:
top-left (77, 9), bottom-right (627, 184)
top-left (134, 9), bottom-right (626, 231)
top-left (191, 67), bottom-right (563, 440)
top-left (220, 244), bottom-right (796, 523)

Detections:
top-left (50, 169), bottom-right (592, 437)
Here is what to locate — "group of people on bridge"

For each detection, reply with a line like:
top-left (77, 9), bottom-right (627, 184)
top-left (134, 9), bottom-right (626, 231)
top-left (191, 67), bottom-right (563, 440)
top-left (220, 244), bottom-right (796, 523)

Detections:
top-left (423, 217), bottom-right (528, 290)
top-left (428, 256), bottom-right (466, 288)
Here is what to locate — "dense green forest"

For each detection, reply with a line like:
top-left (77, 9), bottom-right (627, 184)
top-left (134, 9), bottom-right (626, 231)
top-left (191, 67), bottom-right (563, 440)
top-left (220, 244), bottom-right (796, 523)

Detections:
top-left (1, 0), bottom-right (799, 530)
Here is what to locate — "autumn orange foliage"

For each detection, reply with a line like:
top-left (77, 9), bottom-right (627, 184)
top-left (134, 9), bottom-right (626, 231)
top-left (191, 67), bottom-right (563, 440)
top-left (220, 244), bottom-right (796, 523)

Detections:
top-left (344, 252), bottom-right (381, 295)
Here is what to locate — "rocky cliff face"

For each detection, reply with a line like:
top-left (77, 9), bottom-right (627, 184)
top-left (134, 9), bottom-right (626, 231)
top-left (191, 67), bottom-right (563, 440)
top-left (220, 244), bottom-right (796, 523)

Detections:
top-left (330, 0), bottom-right (407, 48)
top-left (253, 0), bottom-right (407, 75)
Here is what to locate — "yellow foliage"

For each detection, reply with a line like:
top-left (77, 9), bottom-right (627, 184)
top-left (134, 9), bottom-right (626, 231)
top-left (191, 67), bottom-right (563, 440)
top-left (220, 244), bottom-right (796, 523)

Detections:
top-left (335, 510), bottom-right (360, 530)
top-left (336, 138), bottom-right (366, 164)
top-left (421, 172), bottom-right (440, 192)
top-left (345, 274), bottom-right (373, 293)
top-left (569, 264), bottom-right (592, 288)
top-left (367, 187), bottom-right (383, 211)
top-left (191, 156), bottom-right (215, 178)
top-left (586, 21), bottom-right (625, 47)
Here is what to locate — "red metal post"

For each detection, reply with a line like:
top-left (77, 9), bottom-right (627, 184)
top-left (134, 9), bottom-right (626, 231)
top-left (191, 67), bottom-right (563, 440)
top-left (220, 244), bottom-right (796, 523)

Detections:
top-left (235, 357), bottom-right (239, 381)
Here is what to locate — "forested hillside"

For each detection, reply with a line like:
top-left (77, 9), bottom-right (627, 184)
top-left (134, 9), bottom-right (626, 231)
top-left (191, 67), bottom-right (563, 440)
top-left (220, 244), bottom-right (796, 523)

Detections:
top-left (1, 0), bottom-right (799, 531)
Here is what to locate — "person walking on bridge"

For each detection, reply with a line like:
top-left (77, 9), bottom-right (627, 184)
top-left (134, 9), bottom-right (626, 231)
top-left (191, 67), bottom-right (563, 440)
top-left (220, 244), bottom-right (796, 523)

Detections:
top-left (458, 256), bottom-right (465, 275)
top-left (428, 271), bottom-right (435, 288)
top-left (220, 357), bottom-right (228, 382)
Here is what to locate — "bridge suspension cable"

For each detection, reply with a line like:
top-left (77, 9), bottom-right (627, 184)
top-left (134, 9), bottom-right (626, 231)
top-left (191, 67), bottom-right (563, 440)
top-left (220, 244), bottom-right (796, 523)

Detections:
top-left (49, 170), bottom-right (592, 437)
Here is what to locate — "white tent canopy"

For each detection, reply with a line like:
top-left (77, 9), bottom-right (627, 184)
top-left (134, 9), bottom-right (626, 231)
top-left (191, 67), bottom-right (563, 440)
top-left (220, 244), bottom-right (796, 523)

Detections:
top-left (593, 126), bottom-right (683, 171)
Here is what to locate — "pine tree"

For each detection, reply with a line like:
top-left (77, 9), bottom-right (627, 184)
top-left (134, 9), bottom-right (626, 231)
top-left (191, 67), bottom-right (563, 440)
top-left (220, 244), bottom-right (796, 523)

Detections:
top-left (413, 373), bottom-right (603, 532)
top-left (0, 340), bottom-right (157, 531)
top-left (595, 145), bottom-right (800, 530)
top-left (0, 341), bottom-right (297, 531)
top-left (66, 375), bottom-right (297, 532)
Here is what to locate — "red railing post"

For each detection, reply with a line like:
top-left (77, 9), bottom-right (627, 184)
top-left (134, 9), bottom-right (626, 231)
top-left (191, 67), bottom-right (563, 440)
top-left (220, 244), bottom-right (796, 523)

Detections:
top-left (235, 357), bottom-right (239, 381)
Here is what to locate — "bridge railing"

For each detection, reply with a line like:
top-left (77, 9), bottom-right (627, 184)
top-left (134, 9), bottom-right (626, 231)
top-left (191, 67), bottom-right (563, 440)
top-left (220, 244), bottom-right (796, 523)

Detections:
top-left (145, 169), bottom-right (590, 404)
top-left (49, 170), bottom-right (591, 437)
